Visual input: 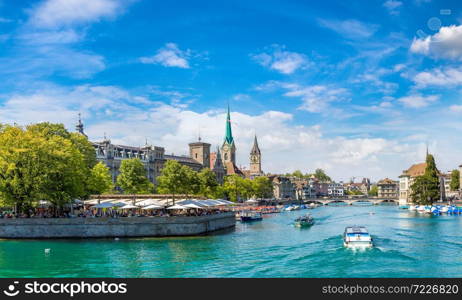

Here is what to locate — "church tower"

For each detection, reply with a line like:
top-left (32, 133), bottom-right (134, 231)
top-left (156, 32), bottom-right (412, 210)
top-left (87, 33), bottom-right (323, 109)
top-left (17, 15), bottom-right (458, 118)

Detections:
top-left (76, 113), bottom-right (87, 137)
top-left (221, 105), bottom-right (236, 165)
top-left (250, 135), bottom-right (262, 176)
top-left (189, 136), bottom-right (211, 169)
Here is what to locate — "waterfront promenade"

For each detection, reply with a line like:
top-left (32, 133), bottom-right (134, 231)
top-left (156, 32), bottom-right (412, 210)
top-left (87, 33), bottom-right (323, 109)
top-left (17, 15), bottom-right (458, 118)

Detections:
top-left (0, 212), bottom-right (235, 238)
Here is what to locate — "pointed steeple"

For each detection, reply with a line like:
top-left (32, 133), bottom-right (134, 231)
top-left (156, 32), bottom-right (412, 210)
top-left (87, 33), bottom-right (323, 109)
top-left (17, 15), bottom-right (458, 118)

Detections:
top-left (224, 104), bottom-right (234, 145)
top-left (251, 134), bottom-right (261, 155)
top-left (76, 112), bottom-right (87, 137)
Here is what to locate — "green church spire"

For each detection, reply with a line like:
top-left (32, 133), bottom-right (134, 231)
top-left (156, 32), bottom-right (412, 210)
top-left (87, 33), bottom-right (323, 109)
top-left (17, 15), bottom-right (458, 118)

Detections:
top-left (224, 105), bottom-right (234, 144)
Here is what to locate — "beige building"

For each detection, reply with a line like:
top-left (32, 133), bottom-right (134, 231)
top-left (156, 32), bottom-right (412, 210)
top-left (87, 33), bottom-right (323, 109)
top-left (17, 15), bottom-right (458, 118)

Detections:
top-left (377, 178), bottom-right (398, 199)
top-left (398, 160), bottom-right (447, 205)
top-left (270, 175), bottom-right (296, 200)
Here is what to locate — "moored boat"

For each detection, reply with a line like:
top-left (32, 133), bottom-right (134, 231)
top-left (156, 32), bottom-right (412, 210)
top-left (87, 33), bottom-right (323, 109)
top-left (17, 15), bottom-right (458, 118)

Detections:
top-left (240, 211), bottom-right (263, 222)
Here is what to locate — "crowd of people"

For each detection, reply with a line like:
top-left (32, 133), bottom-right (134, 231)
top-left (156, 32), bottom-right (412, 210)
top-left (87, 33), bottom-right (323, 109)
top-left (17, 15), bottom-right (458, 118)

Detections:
top-left (0, 206), bottom-right (230, 219)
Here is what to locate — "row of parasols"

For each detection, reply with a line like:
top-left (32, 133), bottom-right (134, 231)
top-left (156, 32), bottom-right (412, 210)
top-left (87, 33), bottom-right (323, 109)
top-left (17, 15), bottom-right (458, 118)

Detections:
top-left (88, 199), bottom-right (235, 210)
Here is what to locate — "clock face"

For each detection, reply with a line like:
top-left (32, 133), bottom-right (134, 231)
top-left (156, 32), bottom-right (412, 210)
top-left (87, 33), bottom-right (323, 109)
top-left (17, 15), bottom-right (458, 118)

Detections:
top-left (251, 156), bottom-right (258, 163)
top-left (223, 145), bottom-right (229, 151)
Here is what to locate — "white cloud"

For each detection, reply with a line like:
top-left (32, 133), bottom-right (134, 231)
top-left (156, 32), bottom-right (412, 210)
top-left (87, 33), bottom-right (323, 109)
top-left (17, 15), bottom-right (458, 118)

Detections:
top-left (140, 43), bottom-right (190, 68)
top-left (383, 0), bottom-right (403, 15)
top-left (252, 45), bottom-right (310, 74)
top-left (318, 19), bottom-right (379, 39)
top-left (0, 83), bottom-right (429, 181)
top-left (450, 105), bottom-right (462, 112)
top-left (410, 25), bottom-right (462, 60)
top-left (412, 67), bottom-right (462, 88)
top-left (280, 83), bottom-right (349, 113)
top-left (397, 94), bottom-right (439, 108)
top-left (30, 0), bottom-right (123, 28)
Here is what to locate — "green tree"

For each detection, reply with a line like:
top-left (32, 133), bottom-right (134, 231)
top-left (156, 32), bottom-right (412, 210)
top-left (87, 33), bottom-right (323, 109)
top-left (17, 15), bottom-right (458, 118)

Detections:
top-left (197, 168), bottom-right (219, 198)
top-left (450, 169), bottom-right (460, 191)
top-left (183, 165), bottom-right (200, 197)
top-left (156, 160), bottom-right (188, 204)
top-left (252, 176), bottom-right (273, 200)
top-left (314, 168), bottom-right (331, 182)
top-left (88, 162), bottom-right (114, 195)
top-left (223, 175), bottom-right (244, 202)
top-left (0, 124), bottom-right (89, 212)
top-left (117, 158), bottom-right (153, 194)
top-left (368, 185), bottom-right (378, 196)
top-left (411, 154), bottom-right (440, 205)
top-left (291, 170), bottom-right (304, 178)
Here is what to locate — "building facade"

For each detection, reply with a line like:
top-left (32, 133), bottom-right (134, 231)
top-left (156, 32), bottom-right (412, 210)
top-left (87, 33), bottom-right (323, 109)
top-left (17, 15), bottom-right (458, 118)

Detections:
top-left (377, 178), bottom-right (398, 199)
top-left (270, 175), bottom-right (296, 200)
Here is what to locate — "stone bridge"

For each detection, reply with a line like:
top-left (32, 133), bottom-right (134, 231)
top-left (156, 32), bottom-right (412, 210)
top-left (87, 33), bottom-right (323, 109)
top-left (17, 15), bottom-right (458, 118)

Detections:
top-left (304, 198), bottom-right (398, 206)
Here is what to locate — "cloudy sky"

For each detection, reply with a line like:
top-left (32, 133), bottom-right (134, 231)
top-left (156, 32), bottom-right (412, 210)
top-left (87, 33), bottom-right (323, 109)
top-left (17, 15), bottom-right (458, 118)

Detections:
top-left (1, 0), bottom-right (462, 181)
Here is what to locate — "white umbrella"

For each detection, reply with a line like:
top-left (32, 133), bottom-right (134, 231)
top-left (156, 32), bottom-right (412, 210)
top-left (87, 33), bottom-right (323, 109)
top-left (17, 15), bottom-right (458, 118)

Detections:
top-left (166, 204), bottom-right (187, 210)
top-left (183, 203), bottom-right (204, 209)
top-left (121, 204), bottom-right (139, 209)
top-left (245, 199), bottom-right (258, 203)
top-left (142, 204), bottom-right (164, 210)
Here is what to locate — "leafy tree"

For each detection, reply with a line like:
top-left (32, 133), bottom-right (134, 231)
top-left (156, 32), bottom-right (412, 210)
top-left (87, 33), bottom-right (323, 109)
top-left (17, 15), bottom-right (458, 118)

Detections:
top-left (346, 189), bottom-right (363, 196)
top-left (0, 124), bottom-right (88, 212)
top-left (183, 165), bottom-right (201, 197)
top-left (314, 168), bottom-right (331, 182)
top-left (292, 170), bottom-right (304, 178)
top-left (156, 160), bottom-right (188, 204)
top-left (117, 158), bottom-right (154, 195)
top-left (0, 125), bottom-right (48, 211)
top-left (252, 176), bottom-right (273, 200)
top-left (197, 168), bottom-right (219, 198)
top-left (88, 162), bottom-right (114, 195)
top-left (411, 154), bottom-right (440, 205)
top-left (368, 185), bottom-right (378, 196)
top-left (450, 169), bottom-right (460, 191)
top-left (223, 175), bottom-right (255, 202)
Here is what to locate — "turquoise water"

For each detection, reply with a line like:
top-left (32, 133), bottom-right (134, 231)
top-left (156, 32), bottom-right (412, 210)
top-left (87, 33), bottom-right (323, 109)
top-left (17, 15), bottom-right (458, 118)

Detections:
top-left (1, 205), bottom-right (462, 278)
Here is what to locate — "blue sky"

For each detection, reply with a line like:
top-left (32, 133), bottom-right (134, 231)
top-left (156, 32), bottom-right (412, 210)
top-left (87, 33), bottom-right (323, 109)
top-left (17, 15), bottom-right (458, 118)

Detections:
top-left (1, 0), bottom-right (462, 181)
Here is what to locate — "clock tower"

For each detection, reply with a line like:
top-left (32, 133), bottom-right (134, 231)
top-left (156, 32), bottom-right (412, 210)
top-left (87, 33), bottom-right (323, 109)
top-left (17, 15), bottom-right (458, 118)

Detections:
top-left (250, 135), bottom-right (262, 176)
top-left (221, 105), bottom-right (236, 165)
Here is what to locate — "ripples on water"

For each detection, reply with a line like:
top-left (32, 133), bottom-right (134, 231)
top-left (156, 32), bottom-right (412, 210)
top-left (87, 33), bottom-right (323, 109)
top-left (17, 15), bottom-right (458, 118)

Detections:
top-left (0, 206), bottom-right (461, 278)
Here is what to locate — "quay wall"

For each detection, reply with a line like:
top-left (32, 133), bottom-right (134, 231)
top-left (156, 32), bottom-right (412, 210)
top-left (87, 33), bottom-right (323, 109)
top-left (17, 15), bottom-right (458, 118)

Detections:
top-left (0, 213), bottom-right (235, 239)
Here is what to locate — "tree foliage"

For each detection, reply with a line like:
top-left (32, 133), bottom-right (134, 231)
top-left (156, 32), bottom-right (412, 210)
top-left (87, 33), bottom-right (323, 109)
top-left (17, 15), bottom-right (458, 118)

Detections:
top-left (314, 168), bottom-right (331, 182)
top-left (252, 176), bottom-right (273, 200)
top-left (157, 160), bottom-right (188, 203)
top-left (0, 123), bottom-right (91, 212)
top-left (411, 154), bottom-right (440, 205)
top-left (368, 185), bottom-right (378, 196)
top-left (116, 158), bottom-right (154, 194)
top-left (88, 162), bottom-right (114, 195)
top-left (450, 169), bottom-right (460, 191)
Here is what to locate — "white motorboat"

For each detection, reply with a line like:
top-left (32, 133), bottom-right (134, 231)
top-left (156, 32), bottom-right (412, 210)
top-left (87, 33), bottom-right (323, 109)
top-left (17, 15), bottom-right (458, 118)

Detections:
top-left (408, 205), bottom-right (418, 211)
top-left (343, 226), bottom-right (373, 248)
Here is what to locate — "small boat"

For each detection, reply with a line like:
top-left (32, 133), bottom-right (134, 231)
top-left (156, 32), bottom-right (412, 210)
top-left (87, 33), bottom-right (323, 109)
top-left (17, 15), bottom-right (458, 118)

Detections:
top-left (399, 205), bottom-right (409, 209)
top-left (240, 211), bottom-right (263, 222)
top-left (343, 226), bottom-right (373, 248)
top-left (440, 206), bottom-right (449, 213)
top-left (408, 205), bottom-right (418, 211)
top-left (294, 214), bottom-right (314, 227)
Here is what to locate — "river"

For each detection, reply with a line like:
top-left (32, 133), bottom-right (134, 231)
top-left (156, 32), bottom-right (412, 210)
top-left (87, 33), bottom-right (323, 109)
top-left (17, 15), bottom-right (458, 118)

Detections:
top-left (0, 205), bottom-right (461, 277)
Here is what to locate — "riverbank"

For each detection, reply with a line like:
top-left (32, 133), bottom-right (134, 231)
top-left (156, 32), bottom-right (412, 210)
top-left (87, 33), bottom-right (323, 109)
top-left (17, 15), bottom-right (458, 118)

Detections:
top-left (0, 212), bottom-right (235, 239)
top-left (1, 206), bottom-right (461, 277)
